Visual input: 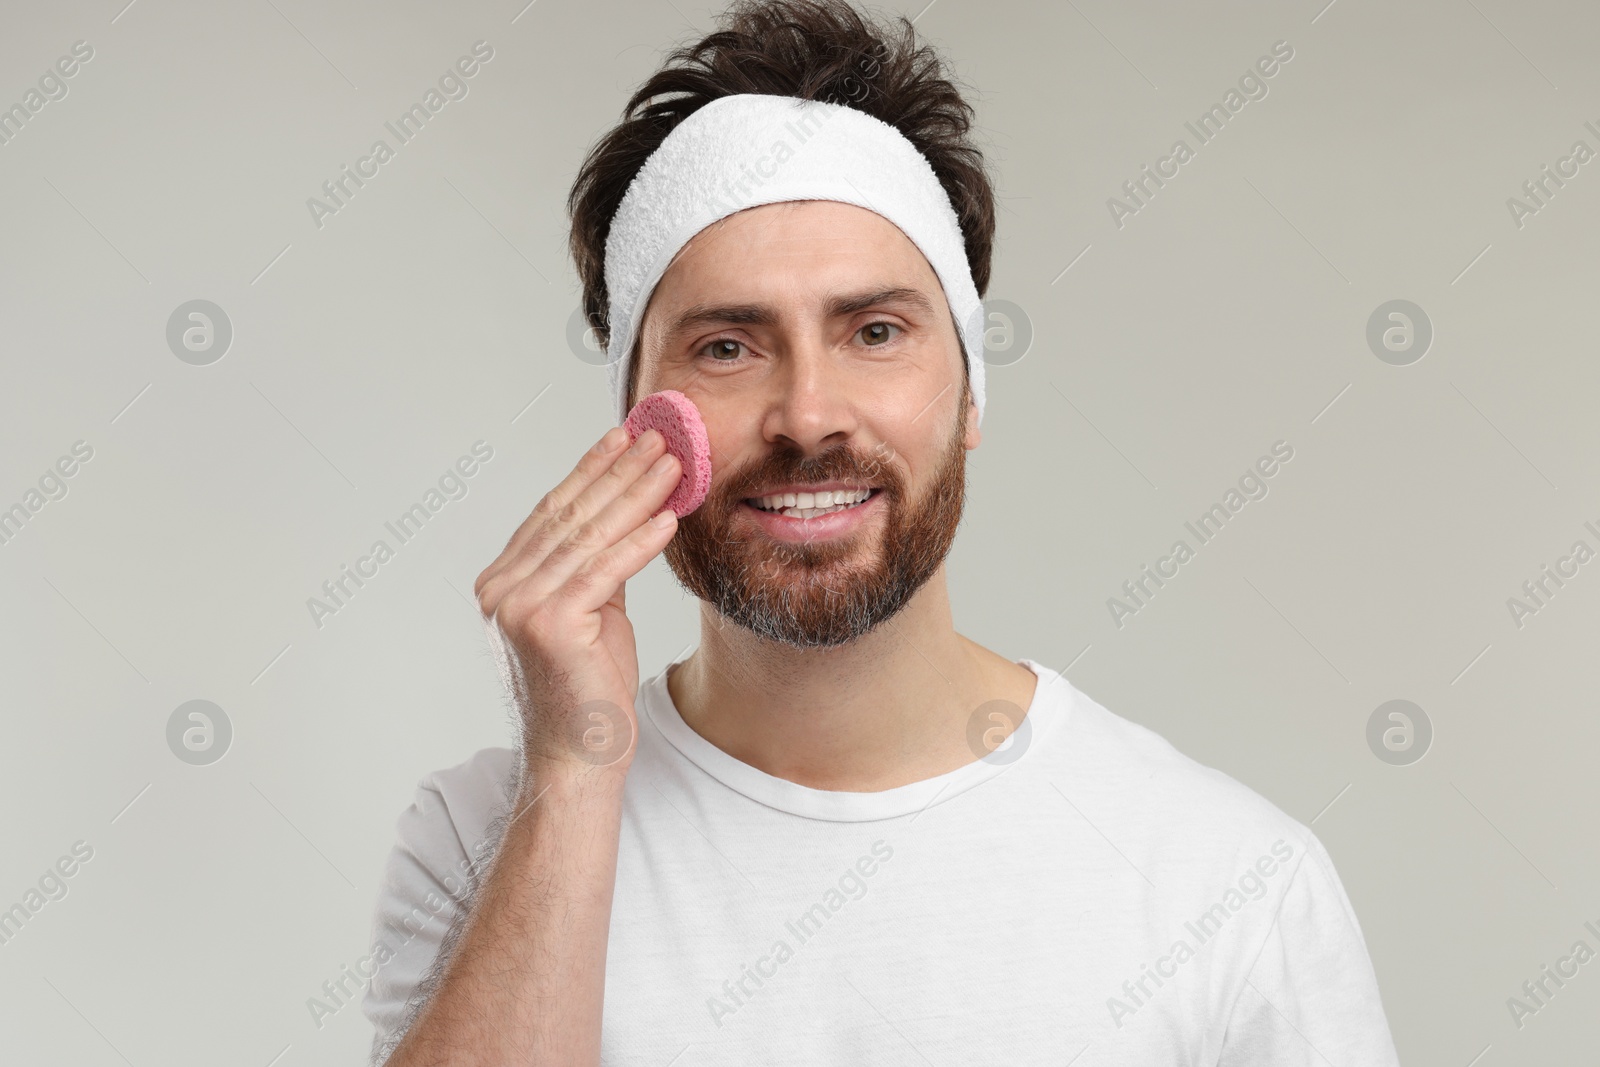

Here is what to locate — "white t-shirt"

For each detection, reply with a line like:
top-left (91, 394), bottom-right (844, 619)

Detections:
top-left (361, 654), bottom-right (1401, 1066)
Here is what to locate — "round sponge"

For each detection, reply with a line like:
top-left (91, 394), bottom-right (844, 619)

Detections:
top-left (622, 389), bottom-right (712, 517)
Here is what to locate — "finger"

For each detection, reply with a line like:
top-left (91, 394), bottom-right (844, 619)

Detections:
top-left (516, 449), bottom-right (681, 601)
top-left (487, 432), bottom-right (673, 605)
top-left (475, 427), bottom-right (628, 596)
top-left (557, 505), bottom-right (679, 617)
top-left (476, 427), bottom-right (667, 604)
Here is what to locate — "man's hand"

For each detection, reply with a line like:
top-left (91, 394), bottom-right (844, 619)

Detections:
top-left (474, 424), bottom-right (681, 774)
top-left (378, 425), bottom-right (682, 1067)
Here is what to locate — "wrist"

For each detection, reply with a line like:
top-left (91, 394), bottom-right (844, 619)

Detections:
top-left (516, 749), bottom-right (632, 802)
top-left (520, 697), bottom-right (638, 779)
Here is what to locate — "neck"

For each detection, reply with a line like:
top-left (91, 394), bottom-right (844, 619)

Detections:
top-left (665, 566), bottom-right (1037, 792)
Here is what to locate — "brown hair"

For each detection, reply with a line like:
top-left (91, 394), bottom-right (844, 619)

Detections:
top-left (566, 0), bottom-right (995, 410)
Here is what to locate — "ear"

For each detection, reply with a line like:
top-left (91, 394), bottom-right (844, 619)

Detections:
top-left (963, 391), bottom-right (981, 450)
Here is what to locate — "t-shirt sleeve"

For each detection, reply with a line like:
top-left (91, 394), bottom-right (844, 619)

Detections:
top-left (359, 776), bottom-right (479, 1066)
top-left (1216, 834), bottom-right (1401, 1067)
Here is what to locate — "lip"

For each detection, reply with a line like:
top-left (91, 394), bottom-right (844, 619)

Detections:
top-left (737, 488), bottom-right (883, 543)
top-left (741, 481), bottom-right (877, 501)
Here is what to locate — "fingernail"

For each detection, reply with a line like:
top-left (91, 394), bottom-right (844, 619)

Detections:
top-left (598, 427), bottom-right (626, 453)
top-left (651, 509), bottom-right (676, 528)
top-left (629, 429), bottom-right (656, 454)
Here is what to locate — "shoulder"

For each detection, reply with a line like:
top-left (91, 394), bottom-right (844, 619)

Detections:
top-left (1047, 678), bottom-right (1318, 875)
top-left (415, 744), bottom-right (519, 817)
top-left (1033, 682), bottom-right (1395, 1057)
top-left (396, 745), bottom-right (520, 868)
top-left (371, 745), bottom-right (520, 912)
top-left (362, 746), bottom-right (518, 1061)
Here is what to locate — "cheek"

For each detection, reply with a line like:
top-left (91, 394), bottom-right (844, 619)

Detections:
top-left (872, 352), bottom-right (963, 427)
top-left (899, 417), bottom-right (965, 487)
top-left (697, 416), bottom-right (744, 488)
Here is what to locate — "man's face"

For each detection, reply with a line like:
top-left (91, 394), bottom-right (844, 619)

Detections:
top-left (633, 200), bottom-right (982, 648)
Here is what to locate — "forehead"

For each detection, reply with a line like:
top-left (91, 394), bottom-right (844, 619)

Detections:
top-left (644, 200), bottom-right (945, 322)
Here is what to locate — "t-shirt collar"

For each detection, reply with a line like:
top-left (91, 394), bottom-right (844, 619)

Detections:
top-left (641, 648), bottom-right (1069, 823)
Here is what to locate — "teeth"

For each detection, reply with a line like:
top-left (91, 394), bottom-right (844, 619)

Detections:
top-left (750, 488), bottom-right (871, 514)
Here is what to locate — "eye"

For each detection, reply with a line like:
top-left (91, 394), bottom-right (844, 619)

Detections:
top-left (858, 322), bottom-right (900, 346)
top-left (700, 338), bottom-right (747, 362)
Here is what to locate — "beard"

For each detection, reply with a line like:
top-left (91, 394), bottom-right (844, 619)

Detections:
top-left (662, 398), bottom-right (969, 649)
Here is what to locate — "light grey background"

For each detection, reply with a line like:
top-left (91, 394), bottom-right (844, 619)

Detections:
top-left (2, 0), bottom-right (1595, 1063)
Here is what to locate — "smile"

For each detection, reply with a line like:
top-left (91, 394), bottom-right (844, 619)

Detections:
top-left (736, 488), bottom-right (883, 542)
top-left (744, 487), bottom-right (875, 519)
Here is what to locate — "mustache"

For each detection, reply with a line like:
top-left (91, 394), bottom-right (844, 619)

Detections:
top-left (716, 442), bottom-right (902, 501)
top-left (659, 420), bottom-right (967, 649)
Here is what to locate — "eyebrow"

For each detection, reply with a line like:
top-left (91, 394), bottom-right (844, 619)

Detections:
top-left (667, 286), bottom-right (937, 336)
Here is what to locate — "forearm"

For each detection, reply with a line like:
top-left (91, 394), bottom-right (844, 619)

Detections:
top-left (383, 761), bottom-right (628, 1067)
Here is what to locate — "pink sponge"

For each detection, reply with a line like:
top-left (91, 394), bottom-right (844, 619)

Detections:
top-left (622, 389), bottom-right (711, 517)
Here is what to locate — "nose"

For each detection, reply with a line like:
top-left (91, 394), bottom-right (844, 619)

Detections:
top-left (759, 333), bottom-right (859, 455)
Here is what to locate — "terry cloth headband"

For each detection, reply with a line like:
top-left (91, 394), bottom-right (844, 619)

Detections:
top-left (602, 92), bottom-right (987, 428)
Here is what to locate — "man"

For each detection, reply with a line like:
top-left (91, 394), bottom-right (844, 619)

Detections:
top-left (361, 2), bottom-right (1402, 1064)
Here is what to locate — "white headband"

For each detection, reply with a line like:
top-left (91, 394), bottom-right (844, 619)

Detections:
top-left (602, 93), bottom-right (986, 427)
